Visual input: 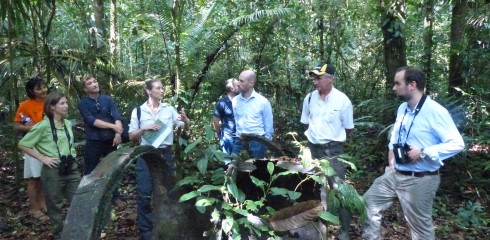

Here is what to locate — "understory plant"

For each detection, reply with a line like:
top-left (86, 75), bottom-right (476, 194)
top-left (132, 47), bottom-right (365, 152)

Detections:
top-left (177, 126), bottom-right (365, 239)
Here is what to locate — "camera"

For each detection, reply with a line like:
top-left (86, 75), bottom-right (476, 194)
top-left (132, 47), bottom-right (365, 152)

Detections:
top-left (59, 155), bottom-right (75, 175)
top-left (393, 143), bottom-right (411, 164)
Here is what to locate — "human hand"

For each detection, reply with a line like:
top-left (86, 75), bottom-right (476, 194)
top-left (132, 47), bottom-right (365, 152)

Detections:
top-left (25, 121), bottom-right (35, 127)
top-left (178, 108), bottom-right (188, 122)
top-left (41, 156), bottom-right (59, 169)
top-left (113, 124), bottom-right (123, 134)
top-left (113, 133), bottom-right (122, 146)
top-left (143, 124), bottom-right (160, 132)
top-left (407, 146), bottom-right (422, 163)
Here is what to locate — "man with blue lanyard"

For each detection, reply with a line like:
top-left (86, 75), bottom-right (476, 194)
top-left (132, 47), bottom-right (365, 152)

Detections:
top-left (362, 67), bottom-right (465, 239)
top-left (212, 78), bottom-right (239, 155)
top-left (232, 70), bottom-right (273, 159)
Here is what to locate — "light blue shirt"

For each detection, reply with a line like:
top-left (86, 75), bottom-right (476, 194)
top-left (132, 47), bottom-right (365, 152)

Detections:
top-left (389, 96), bottom-right (465, 172)
top-left (233, 89), bottom-right (274, 139)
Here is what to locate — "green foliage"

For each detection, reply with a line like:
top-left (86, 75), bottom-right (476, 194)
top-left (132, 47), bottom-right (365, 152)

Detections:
top-left (456, 201), bottom-right (488, 229)
top-left (176, 127), bottom-right (366, 238)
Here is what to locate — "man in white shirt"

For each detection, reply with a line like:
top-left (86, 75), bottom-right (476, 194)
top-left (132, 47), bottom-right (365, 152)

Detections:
top-left (301, 63), bottom-right (354, 240)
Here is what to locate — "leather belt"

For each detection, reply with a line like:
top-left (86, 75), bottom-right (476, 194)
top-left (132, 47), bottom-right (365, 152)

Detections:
top-left (312, 141), bottom-right (342, 148)
top-left (396, 169), bottom-right (439, 177)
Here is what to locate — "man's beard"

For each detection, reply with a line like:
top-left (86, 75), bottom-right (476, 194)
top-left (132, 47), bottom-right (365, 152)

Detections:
top-left (397, 95), bottom-right (406, 101)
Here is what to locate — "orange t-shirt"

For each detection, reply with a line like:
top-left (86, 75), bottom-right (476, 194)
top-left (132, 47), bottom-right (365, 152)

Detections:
top-left (14, 98), bottom-right (44, 124)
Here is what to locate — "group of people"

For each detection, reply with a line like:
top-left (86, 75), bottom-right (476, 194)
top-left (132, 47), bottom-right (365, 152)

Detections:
top-left (15, 76), bottom-right (189, 238)
top-left (14, 64), bottom-right (465, 239)
top-left (212, 70), bottom-right (274, 159)
top-left (213, 65), bottom-right (464, 239)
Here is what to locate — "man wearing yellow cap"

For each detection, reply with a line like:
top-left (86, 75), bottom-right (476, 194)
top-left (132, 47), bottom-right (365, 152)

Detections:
top-left (301, 63), bottom-right (354, 239)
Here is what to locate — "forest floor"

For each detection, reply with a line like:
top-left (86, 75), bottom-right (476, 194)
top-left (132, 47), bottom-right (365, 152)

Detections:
top-left (0, 147), bottom-right (489, 240)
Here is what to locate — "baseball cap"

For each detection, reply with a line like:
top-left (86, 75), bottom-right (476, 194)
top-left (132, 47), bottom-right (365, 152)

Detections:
top-left (308, 64), bottom-right (335, 76)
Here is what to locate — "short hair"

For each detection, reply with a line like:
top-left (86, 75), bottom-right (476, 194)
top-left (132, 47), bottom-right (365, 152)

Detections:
top-left (225, 78), bottom-right (237, 92)
top-left (396, 66), bottom-right (426, 91)
top-left (144, 78), bottom-right (161, 91)
top-left (25, 76), bottom-right (46, 99)
top-left (81, 75), bottom-right (96, 88)
top-left (44, 91), bottom-right (66, 118)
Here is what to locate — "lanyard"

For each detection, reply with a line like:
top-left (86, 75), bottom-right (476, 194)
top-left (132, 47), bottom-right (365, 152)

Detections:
top-left (397, 95), bottom-right (427, 144)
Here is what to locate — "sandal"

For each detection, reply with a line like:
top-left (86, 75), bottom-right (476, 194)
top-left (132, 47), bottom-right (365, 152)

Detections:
top-left (30, 210), bottom-right (49, 221)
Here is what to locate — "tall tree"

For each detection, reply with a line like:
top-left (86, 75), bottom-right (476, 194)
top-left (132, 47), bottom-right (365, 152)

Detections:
top-left (109, 0), bottom-right (117, 88)
top-left (422, 0), bottom-right (435, 93)
top-left (93, 0), bottom-right (106, 37)
top-left (381, 0), bottom-right (407, 90)
top-left (448, 0), bottom-right (467, 96)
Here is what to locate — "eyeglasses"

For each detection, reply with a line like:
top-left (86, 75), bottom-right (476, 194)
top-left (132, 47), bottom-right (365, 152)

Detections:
top-left (95, 102), bottom-right (100, 112)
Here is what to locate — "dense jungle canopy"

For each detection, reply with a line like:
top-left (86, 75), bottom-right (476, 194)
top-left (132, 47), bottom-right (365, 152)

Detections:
top-left (0, 0), bottom-right (489, 239)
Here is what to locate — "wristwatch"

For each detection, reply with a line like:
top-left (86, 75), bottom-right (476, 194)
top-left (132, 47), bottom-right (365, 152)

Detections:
top-left (420, 148), bottom-right (427, 159)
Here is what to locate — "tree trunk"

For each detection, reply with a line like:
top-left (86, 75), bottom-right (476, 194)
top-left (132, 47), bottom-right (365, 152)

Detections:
top-left (422, 0), bottom-right (435, 93)
top-left (171, 0), bottom-right (183, 95)
top-left (381, 0), bottom-right (407, 91)
top-left (448, 0), bottom-right (467, 96)
top-left (7, 0), bottom-right (22, 185)
top-left (93, 0), bottom-right (106, 37)
top-left (109, 0), bottom-right (117, 89)
top-left (318, 17), bottom-right (325, 62)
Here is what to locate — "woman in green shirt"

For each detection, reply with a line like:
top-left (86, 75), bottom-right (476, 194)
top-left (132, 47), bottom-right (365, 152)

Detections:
top-left (19, 92), bottom-right (80, 235)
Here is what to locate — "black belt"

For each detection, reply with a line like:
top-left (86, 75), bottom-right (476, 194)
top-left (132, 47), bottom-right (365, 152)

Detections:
top-left (312, 141), bottom-right (342, 148)
top-left (396, 169), bottom-right (439, 177)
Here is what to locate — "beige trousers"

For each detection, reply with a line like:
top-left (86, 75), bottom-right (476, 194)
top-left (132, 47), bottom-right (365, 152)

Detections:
top-left (362, 167), bottom-right (440, 240)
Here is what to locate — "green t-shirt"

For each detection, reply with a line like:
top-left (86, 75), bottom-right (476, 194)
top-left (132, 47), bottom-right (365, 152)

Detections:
top-left (19, 116), bottom-right (76, 159)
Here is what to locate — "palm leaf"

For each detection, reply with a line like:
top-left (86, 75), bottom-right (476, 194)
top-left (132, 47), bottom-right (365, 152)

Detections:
top-left (230, 8), bottom-right (295, 27)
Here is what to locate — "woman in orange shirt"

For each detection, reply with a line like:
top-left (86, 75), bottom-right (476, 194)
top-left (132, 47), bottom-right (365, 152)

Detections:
top-left (13, 76), bottom-right (48, 220)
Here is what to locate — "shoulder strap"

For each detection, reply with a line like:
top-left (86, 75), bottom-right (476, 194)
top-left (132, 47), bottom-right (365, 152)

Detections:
top-left (308, 93), bottom-right (312, 105)
top-left (137, 106), bottom-right (141, 129)
top-left (48, 118), bottom-right (72, 158)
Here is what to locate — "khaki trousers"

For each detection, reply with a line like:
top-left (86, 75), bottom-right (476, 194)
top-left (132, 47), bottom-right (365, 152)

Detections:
top-left (362, 167), bottom-right (440, 240)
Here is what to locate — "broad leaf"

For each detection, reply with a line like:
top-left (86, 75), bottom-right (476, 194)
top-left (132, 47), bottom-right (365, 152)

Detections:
top-left (179, 191), bottom-right (199, 202)
top-left (197, 185), bottom-right (222, 193)
top-left (268, 200), bottom-right (323, 232)
top-left (197, 158), bottom-right (208, 173)
top-left (267, 162), bottom-right (274, 175)
top-left (184, 137), bottom-right (202, 154)
top-left (319, 211), bottom-right (340, 225)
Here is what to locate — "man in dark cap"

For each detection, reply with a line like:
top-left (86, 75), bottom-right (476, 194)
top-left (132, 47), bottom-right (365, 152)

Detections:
top-left (301, 63), bottom-right (354, 239)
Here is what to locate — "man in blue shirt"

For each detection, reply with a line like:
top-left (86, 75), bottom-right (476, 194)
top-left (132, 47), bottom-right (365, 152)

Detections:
top-left (213, 78), bottom-right (239, 155)
top-left (232, 70), bottom-right (274, 159)
top-left (78, 75), bottom-right (125, 207)
top-left (362, 67), bottom-right (465, 240)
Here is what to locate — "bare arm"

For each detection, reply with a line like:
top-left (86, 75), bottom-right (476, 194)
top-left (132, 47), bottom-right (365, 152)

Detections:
top-left (93, 119), bottom-right (123, 133)
top-left (345, 128), bottom-right (353, 137)
top-left (18, 145), bottom-right (59, 169)
top-left (129, 124), bottom-right (160, 142)
top-left (14, 121), bottom-right (35, 132)
top-left (212, 116), bottom-right (221, 137)
top-left (388, 150), bottom-right (395, 171)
